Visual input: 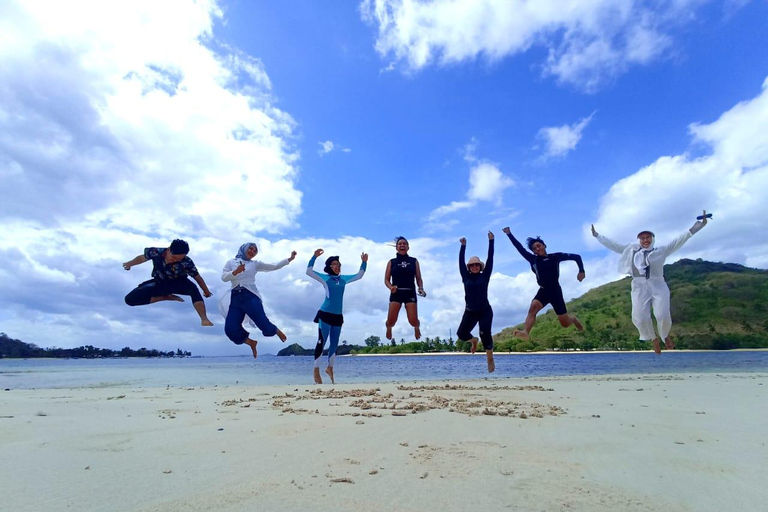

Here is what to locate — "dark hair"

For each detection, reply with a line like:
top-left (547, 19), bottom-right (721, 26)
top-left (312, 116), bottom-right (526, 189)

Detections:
top-left (324, 256), bottom-right (340, 275)
top-left (526, 236), bottom-right (546, 251)
top-left (169, 239), bottom-right (190, 255)
top-left (394, 236), bottom-right (408, 245)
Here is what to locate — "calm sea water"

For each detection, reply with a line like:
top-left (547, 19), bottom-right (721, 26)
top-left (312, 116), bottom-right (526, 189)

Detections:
top-left (2, 351), bottom-right (768, 390)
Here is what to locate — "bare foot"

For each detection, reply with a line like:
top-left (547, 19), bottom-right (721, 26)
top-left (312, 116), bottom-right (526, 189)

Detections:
top-left (573, 317), bottom-right (584, 332)
top-left (313, 367), bottom-right (322, 384)
top-left (486, 351), bottom-right (495, 373)
top-left (385, 325), bottom-right (392, 340)
top-left (201, 318), bottom-right (214, 326)
top-left (244, 338), bottom-right (258, 359)
top-left (652, 338), bottom-right (661, 355)
top-left (469, 337), bottom-right (478, 354)
top-left (513, 329), bottom-right (529, 340)
top-left (414, 326), bottom-right (421, 340)
top-left (325, 366), bottom-right (335, 384)
top-left (276, 328), bottom-right (287, 342)
top-left (664, 337), bottom-right (675, 350)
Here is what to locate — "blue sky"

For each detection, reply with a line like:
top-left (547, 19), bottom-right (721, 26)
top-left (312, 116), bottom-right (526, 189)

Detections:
top-left (1, 0), bottom-right (767, 356)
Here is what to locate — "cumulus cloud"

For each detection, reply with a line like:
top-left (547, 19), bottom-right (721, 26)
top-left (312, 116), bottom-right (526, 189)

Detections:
top-left (536, 112), bottom-right (595, 159)
top-left (361, 0), bottom-right (715, 91)
top-left (0, 0), bottom-right (305, 353)
top-left (589, 77), bottom-right (768, 270)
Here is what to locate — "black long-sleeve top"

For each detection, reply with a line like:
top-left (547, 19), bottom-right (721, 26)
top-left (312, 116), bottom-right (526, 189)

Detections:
top-left (505, 232), bottom-right (584, 289)
top-left (459, 239), bottom-right (494, 311)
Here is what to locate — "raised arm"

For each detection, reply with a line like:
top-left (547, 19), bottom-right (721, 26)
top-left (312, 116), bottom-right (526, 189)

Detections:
top-left (343, 253), bottom-right (368, 284)
top-left (485, 231), bottom-right (495, 275)
top-left (657, 210), bottom-right (709, 258)
top-left (306, 249), bottom-right (325, 284)
top-left (502, 227), bottom-right (534, 263)
top-left (458, 238), bottom-right (468, 279)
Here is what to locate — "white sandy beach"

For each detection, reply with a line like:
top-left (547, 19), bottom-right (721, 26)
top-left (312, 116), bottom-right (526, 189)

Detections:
top-left (1, 373), bottom-right (767, 512)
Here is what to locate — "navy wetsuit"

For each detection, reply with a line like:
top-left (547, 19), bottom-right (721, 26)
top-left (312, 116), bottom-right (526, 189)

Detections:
top-left (506, 233), bottom-right (584, 315)
top-left (389, 254), bottom-right (418, 304)
top-left (457, 240), bottom-right (494, 351)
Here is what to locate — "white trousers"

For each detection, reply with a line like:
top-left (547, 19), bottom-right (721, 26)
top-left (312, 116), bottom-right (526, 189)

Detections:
top-left (630, 277), bottom-right (672, 341)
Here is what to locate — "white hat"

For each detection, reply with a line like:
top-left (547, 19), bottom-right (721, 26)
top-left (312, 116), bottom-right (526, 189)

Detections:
top-left (466, 256), bottom-right (485, 271)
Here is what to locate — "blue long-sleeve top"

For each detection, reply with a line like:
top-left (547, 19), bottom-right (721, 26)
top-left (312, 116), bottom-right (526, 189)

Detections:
top-left (306, 255), bottom-right (366, 315)
top-left (459, 239), bottom-right (494, 311)
top-left (506, 232), bottom-right (584, 289)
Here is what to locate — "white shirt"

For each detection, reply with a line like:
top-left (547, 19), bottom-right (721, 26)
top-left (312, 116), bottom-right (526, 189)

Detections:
top-left (218, 257), bottom-right (290, 322)
top-left (596, 230), bottom-right (693, 280)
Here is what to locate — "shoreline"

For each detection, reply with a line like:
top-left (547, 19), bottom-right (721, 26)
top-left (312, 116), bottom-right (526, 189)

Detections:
top-left (343, 347), bottom-right (768, 357)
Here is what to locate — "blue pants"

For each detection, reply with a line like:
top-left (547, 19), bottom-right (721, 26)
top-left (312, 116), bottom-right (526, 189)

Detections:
top-left (314, 320), bottom-right (342, 368)
top-left (224, 288), bottom-right (277, 345)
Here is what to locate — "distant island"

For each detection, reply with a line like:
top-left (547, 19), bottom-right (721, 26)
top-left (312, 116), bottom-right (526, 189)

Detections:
top-left (0, 333), bottom-right (191, 359)
top-left (279, 259), bottom-right (768, 355)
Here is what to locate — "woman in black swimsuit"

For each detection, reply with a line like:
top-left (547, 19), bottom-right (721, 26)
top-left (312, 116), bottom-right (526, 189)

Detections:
top-left (384, 236), bottom-right (426, 340)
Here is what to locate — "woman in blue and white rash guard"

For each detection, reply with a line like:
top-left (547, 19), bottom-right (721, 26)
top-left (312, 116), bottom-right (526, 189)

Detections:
top-left (306, 248), bottom-right (368, 384)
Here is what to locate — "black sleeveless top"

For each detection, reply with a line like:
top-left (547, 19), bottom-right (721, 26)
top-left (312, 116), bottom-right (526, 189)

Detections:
top-left (390, 254), bottom-right (417, 289)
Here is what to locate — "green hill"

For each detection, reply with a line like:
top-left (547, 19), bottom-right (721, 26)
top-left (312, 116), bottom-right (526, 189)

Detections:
top-left (493, 258), bottom-right (768, 352)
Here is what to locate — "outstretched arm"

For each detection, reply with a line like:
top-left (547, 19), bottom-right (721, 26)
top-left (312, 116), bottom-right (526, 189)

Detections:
top-left (122, 255), bottom-right (147, 271)
top-left (592, 225), bottom-right (628, 254)
top-left (658, 210), bottom-right (710, 257)
top-left (502, 227), bottom-right (534, 263)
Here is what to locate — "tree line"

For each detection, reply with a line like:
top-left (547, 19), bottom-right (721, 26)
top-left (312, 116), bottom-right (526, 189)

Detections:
top-left (0, 333), bottom-right (190, 359)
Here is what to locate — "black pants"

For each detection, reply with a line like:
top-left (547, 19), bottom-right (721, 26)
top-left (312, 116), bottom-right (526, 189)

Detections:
top-left (457, 307), bottom-right (494, 351)
top-left (125, 278), bottom-right (203, 306)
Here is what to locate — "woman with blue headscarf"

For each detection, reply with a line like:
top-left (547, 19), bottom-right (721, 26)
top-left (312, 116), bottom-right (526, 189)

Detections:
top-left (220, 243), bottom-right (297, 358)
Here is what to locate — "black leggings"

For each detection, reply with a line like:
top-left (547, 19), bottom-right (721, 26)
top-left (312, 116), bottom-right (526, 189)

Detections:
top-left (125, 278), bottom-right (203, 306)
top-left (457, 307), bottom-right (494, 351)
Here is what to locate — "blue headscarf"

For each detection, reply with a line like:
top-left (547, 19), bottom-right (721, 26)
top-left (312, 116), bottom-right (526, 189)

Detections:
top-left (236, 243), bottom-right (257, 261)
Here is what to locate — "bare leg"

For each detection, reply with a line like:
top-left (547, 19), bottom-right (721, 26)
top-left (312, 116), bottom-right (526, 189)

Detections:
top-left (149, 294), bottom-right (184, 303)
top-left (313, 367), bottom-right (323, 384)
top-left (193, 301), bottom-right (214, 326)
top-left (325, 366), bottom-right (335, 384)
top-left (276, 328), bottom-right (287, 342)
top-left (557, 314), bottom-right (583, 331)
top-left (243, 338), bottom-right (258, 359)
top-left (664, 336), bottom-right (675, 350)
top-left (405, 303), bottom-right (421, 340)
top-left (515, 300), bottom-right (543, 339)
top-left (469, 337), bottom-right (478, 354)
top-left (386, 303), bottom-right (401, 339)
top-left (652, 338), bottom-right (661, 355)
top-left (486, 350), bottom-right (495, 373)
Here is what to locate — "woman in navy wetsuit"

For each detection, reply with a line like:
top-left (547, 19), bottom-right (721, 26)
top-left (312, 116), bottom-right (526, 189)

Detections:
top-left (458, 231), bottom-right (495, 373)
top-left (384, 237), bottom-right (426, 341)
top-left (502, 227), bottom-right (585, 340)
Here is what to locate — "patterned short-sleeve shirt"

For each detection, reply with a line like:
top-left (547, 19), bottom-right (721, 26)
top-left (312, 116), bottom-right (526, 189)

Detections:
top-left (144, 247), bottom-right (199, 281)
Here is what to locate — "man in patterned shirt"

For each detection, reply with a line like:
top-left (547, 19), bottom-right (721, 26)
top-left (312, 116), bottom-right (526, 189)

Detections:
top-left (123, 239), bottom-right (214, 326)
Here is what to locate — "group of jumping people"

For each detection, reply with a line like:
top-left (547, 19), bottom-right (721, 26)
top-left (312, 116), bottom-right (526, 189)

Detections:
top-left (123, 210), bottom-right (709, 382)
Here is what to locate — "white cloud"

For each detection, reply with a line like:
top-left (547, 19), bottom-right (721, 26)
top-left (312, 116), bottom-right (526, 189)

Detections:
top-left (589, 77), bottom-right (768, 270)
top-left (361, 0), bottom-right (714, 91)
top-left (536, 112), bottom-right (595, 159)
top-left (318, 139), bottom-right (351, 156)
